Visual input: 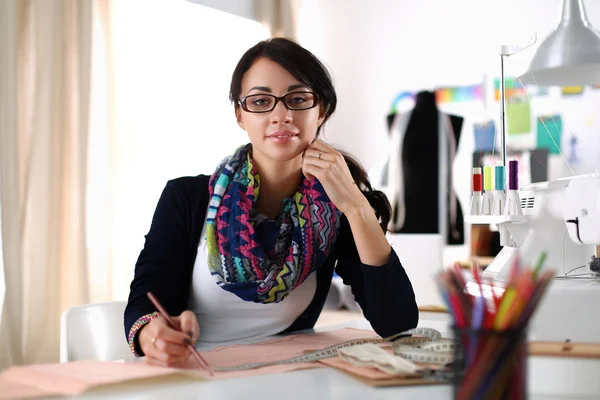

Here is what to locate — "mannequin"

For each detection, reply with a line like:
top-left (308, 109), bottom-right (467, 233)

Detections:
top-left (385, 91), bottom-right (465, 245)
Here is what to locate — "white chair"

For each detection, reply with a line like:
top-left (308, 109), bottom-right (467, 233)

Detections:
top-left (60, 301), bottom-right (132, 362)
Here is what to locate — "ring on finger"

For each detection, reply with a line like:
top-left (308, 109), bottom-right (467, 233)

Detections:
top-left (318, 151), bottom-right (323, 160)
top-left (151, 337), bottom-right (158, 348)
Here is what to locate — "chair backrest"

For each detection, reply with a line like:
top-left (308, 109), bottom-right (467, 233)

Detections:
top-left (60, 301), bottom-right (131, 362)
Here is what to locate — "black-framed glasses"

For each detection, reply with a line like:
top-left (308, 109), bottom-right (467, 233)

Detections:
top-left (238, 91), bottom-right (319, 113)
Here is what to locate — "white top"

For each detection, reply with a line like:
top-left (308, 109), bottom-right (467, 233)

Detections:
top-left (188, 217), bottom-right (317, 343)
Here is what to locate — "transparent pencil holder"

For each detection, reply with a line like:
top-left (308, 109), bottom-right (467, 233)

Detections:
top-left (451, 326), bottom-right (527, 400)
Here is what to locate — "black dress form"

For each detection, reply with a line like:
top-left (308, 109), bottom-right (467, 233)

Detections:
top-left (386, 91), bottom-right (465, 245)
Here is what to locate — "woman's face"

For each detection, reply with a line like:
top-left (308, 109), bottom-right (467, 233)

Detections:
top-left (236, 57), bottom-right (324, 163)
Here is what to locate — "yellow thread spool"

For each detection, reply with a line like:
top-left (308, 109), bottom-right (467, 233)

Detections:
top-left (483, 165), bottom-right (494, 191)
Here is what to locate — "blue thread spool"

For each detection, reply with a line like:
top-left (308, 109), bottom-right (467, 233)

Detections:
top-left (495, 165), bottom-right (506, 191)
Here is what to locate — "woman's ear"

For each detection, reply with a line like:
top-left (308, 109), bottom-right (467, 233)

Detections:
top-left (317, 104), bottom-right (326, 127)
top-left (235, 107), bottom-right (246, 130)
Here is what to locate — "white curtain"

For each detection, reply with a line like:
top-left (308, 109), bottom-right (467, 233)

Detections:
top-left (0, 0), bottom-right (94, 368)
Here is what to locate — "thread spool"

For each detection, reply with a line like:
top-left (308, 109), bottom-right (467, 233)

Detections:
top-left (481, 165), bottom-right (494, 215)
top-left (504, 160), bottom-right (522, 216)
top-left (470, 168), bottom-right (483, 215)
top-left (492, 165), bottom-right (507, 216)
top-left (472, 168), bottom-right (482, 192)
top-left (495, 165), bottom-right (505, 191)
top-left (508, 160), bottom-right (518, 190)
top-left (483, 165), bottom-right (493, 192)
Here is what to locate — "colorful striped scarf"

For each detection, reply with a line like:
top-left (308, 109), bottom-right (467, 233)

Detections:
top-left (206, 144), bottom-right (340, 304)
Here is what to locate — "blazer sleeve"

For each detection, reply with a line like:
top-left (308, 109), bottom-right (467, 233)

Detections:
top-left (334, 216), bottom-right (419, 337)
top-left (124, 179), bottom-right (197, 354)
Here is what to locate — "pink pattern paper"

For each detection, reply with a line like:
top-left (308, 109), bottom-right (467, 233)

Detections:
top-left (0, 328), bottom-right (382, 398)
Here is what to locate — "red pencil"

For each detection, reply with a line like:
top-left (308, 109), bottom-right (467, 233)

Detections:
top-left (147, 292), bottom-right (213, 375)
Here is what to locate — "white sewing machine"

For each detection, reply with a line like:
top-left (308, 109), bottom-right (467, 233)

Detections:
top-left (466, 172), bottom-right (600, 343)
top-left (460, 32), bottom-right (600, 343)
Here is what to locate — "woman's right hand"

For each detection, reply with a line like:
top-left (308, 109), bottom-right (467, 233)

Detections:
top-left (138, 310), bottom-right (200, 367)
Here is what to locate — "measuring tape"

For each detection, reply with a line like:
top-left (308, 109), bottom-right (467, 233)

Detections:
top-left (213, 327), bottom-right (451, 372)
top-left (392, 329), bottom-right (456, 365)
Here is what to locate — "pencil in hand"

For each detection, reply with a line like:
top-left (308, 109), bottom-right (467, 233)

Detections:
top-left (146, 291), bottom-right (213, 375)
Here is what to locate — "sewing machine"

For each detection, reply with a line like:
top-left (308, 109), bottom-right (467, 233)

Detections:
top-left (459, 29), bottom-right (600, 343)
top-left (466, 172), bottom-right (600, 343)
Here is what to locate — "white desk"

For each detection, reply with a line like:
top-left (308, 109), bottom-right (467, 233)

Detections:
top-left (51, 314), bottom-right (600, 400)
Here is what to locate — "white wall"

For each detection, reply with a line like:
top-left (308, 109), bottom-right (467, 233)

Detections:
top-left (297, 0), bottom-right (600, 169)
top-left (296, 0), bottom-right (600, 263)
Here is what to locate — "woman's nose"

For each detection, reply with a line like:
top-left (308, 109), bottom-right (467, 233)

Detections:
top-left (270, 100), bottom-right (293, 123)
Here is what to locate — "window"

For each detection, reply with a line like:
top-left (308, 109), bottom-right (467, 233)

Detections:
top-left (87, 0), bottom-right (268, 301)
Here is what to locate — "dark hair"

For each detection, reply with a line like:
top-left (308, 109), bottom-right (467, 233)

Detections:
top-left (229, 38), bottom-right (391, 232)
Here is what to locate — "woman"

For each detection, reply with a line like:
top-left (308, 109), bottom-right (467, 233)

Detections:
top-left (125, 38), bottom-right (418, 367)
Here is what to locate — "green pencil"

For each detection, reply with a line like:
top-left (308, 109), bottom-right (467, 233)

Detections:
top-left (533, 251), bottom-right (547, 278)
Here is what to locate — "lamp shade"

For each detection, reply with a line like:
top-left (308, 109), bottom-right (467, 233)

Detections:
top-left (519, 0), bottom-right (600, 86)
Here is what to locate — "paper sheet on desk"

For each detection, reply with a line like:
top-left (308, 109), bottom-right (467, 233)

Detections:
top-left (0, 360), bottom-right (187, 399)
top-left (0, 377), bottom-right (60, 400)
top-left (186, 328), bottom-right (380, 379)
top-left (0, 328), bottom-right (381, 398)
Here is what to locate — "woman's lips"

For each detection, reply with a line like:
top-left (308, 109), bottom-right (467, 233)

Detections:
top-left (267, 131), bottom-right (298, 144)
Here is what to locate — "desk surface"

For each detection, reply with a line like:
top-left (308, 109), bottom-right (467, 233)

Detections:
top-left (52, 314), bottom-right (599, 400)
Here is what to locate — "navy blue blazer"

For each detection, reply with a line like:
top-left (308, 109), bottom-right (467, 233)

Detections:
top-left (125, 175), bottom-right (418, 355)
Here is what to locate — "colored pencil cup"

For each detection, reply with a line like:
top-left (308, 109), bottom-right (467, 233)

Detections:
top-left (451, 326), bottom-right (527, 400)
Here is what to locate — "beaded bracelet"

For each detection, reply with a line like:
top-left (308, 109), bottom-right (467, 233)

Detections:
top-left (127, 312), bottom-right (161, 357)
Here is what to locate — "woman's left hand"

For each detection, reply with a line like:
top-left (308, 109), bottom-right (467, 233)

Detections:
top-left (302, 140), bottom-right (369, 215)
